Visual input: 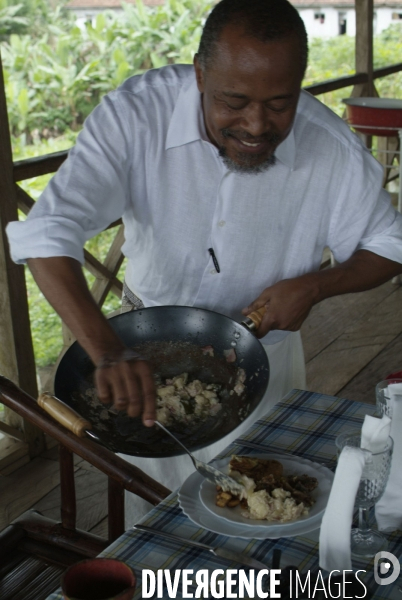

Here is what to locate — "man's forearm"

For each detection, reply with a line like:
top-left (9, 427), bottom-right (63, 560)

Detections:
top-left (242, 249), bottom-right (402, 337)
top-left (311, 250), bottom-right (402, 305)
top-left (27, 256), bottom-right (125, 364)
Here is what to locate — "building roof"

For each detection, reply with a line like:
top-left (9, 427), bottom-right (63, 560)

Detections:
top-left (66, 0), bottom-right (164, 8)
top-left (294, 0), bottom-right (402, 6)
top-left (66, 0), bottom-right (402, 9)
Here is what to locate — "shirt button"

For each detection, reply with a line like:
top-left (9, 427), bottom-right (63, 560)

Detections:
top-left (218, 220), bottom-right (226, 227)
top-left (210, 269), bottom-right (217, 274)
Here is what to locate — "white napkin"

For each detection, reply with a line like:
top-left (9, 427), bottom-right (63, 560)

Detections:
top-left (361, 414), bottom-right (392, 453)
top-left (319, 446), bottom-right (367, 571)
top-left (376, 383), bottom-right (402, 532)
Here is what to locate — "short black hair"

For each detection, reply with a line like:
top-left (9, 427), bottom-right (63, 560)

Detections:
top-left (197, 0), bottom-right (308, 77)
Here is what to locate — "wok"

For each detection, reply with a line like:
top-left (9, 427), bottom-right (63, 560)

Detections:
top-left (54, 306), bottom-right (269, 457)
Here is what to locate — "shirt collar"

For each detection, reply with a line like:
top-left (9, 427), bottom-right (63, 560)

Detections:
top-left (165, 74), bottom-right (206, 149)
top-left (165, 71), bottom-right (296, 170)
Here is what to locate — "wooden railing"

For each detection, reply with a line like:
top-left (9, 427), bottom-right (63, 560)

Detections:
top-left (1, 61), bottom-right (402, 466)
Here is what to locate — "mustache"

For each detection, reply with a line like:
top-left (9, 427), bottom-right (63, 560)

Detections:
top-left (221, 128), bottom-right (281, 145)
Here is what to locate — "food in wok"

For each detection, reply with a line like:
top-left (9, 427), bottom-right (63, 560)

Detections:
top-left (54, 306), bottom-right (269, 457)
top-left (155, 367), bottom-right (246, 426)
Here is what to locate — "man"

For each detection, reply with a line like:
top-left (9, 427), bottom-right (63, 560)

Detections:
top-left (6, 0), bottom-right (402, 522)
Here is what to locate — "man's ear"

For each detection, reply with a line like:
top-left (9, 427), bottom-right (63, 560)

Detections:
top-left (193, 54), bottom-right (205, 93)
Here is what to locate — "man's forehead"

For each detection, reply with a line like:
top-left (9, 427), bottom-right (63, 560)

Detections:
top-left (204, 25), bottom-right (303, 81)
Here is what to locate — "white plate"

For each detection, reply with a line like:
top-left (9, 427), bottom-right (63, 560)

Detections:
top-left (199, 454), bottom-right (333, 528)
top-left (178, 454), bottom-right (334, 539)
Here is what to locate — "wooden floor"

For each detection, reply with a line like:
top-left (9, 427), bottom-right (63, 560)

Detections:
top-left (1, 279), bottom-right (401, 538)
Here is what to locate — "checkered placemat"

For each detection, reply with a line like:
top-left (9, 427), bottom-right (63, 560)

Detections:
top-left (46, 390), bottom-right (402, 599)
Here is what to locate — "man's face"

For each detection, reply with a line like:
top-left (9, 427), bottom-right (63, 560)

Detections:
top-left (194, 25), bottom-right (303, 174)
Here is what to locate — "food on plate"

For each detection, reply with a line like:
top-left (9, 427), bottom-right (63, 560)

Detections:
top-left (215, 455), bottom-right (319, 522)
top-left (155, 372), bottom-right (223, 426)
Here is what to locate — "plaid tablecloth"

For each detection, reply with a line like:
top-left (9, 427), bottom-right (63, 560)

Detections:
top-left (47, 390), bottom-right (402, 599)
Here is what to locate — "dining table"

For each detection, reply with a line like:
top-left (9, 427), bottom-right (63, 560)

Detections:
top-left (46, 389), bottom-right (402, 600)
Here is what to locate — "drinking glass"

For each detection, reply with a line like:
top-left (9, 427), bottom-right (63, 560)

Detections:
top-left (375, 379), bottom-right (402, 418)
top-left (335, 431), bottom-right (393, 557)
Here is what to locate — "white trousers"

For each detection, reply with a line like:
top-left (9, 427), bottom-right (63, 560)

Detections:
top-left (120, 331), bottom-right (306, 527)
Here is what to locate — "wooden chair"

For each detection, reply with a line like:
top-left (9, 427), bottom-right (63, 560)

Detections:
top-left (0, 375), bottom-right (171, 600)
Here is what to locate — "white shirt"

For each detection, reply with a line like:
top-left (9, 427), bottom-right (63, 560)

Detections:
top-left (7, 64), bottom-right (402, 344)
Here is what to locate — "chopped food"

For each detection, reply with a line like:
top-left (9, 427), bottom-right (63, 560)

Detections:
top-left (215, 455), bottom-right (319, 523)
top-left (155, 372), bottom-right (223, 426)
top-left (224, 348), bottom-right (237, 363)
top-left (201, 345), bottom-right (214, 357)
top-left (233, 367), bottom-right (246, 396)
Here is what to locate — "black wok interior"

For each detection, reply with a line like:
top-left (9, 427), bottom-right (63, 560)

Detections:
top-left (54, 306), bottom-right (269, 457)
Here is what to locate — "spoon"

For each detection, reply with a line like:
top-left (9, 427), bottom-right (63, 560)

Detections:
top-left (155, 420), bottom-right (245, 495)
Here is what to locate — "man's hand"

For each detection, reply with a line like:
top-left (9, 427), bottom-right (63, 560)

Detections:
top-left (95, 351), bottom-right (156, 424)
top-left (28, 257), bottom-right (157, 426)
top-left (242, 274), bottom-right (319, 338)
top-left (242, 250), bottom-right (402, 338)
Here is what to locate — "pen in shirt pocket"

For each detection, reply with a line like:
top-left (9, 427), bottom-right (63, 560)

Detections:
top-left (208, 248), bottom-right (221, 273)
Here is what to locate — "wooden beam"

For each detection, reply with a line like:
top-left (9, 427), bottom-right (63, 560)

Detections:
top-left (90, 225), bottom-right (125, 306)
top-left (0, 376), bottom-right (171, 506)
top-left (15, 184), bottom-right (34, 214)
top-left (13, 150), bottom-right (68, 182)
top-left (0, 435), bottom-right (29, 475)
top-left (84, 249), bottom-right (123, 297)
top-left (374, 62), bottom-right (402, 79)
top-left (305, 72), bottom-right (368, 96)
top-left (354, 0), bottom-right (374, 97)
top-left (108, 477), bottom-right (125, 543)
top-left (0, 52), bottom-right (44, 457)
top-left (0, 420), bottom-right (25, 442)
top-left (59, 445), bottom-right (77, 531)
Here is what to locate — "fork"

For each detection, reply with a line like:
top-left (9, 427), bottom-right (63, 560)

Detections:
top-left (155, 420), bottom-right (244, 495)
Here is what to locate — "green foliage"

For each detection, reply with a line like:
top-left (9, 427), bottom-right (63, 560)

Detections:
top-left (1, 0), bottom-right (213, 140)
top-left (0, 0), bottom-right (72, 39)
top-left (0, 4), bottom-right (27, 39)
top-left (25, 266), bottom-right (64, 367)
top-left (303, 35), bottom-right (356, 115)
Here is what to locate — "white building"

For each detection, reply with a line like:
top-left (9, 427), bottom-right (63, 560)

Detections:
top-left (295, 0), bottom-right (402, 37)
top-left (66, 0), bottom-right (402, 38)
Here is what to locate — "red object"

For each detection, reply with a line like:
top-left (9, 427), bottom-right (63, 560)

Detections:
top-left (62, 558), bottom-right (136, 600)
top-left (342, 97), bottom-right (402, 136)
top-left (386, 370), bottom-right (402, 380)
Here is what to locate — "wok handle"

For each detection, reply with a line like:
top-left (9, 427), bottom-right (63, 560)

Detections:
top-left (38, 392), bottom-right (92, 437)
top-left (241, 306), bottom-right (266, 331)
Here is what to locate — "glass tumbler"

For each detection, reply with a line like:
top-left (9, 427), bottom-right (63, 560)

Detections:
top-left (335, 431), bottom-right (393, 557)
top-left (375, 379), bottom-right (402, 418)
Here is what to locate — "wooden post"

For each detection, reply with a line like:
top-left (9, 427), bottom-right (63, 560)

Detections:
top-left (59, 444), bottom-right (77, 530)
top-left (0, 52), bottom-right (44, 456)
top-left (108, 476), bottom-right (125, 542)
top-left (353, 0), bottom-right (374, 98)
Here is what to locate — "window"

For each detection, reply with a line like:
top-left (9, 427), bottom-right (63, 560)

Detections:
top-left (314, 12), bottom-right (325, 23)
top-left (392, 12), bottom-right (402, 19)
top-left (338, 12), bottom-right (347, 35)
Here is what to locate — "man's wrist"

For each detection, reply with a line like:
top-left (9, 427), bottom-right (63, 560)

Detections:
top-left (96, 348), bottom-right (146, 369)
top-left (301, 271), bottom-right (323, 305)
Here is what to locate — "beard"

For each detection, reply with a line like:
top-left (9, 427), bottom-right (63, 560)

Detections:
top-left (218, 128), bottom-right (280, 175)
